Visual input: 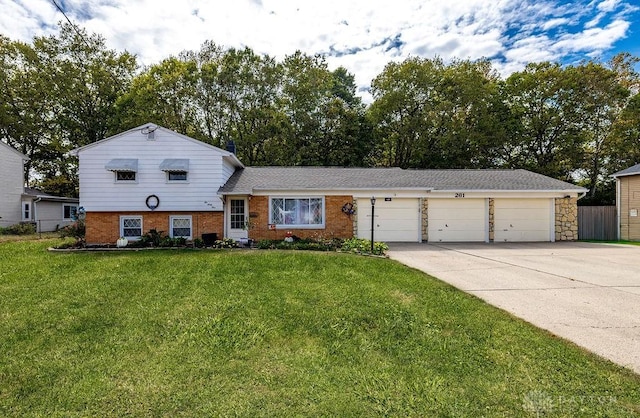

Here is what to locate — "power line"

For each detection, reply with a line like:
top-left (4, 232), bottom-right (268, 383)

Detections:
top-left (50, 0), bottom-right (76, 29)
top-left (49, 0), bottom-right (91, 47)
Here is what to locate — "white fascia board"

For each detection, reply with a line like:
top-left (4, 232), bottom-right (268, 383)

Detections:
top-left (249, 187), bottom-right (432, 198)
top-left (430, 189), bottom-right (586, 197)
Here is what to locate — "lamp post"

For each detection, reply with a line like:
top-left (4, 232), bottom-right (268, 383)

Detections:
top-left (370, 196), bottom-right (376, 253)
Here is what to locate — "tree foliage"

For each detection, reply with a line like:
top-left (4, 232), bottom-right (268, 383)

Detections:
top-left (0, 24), bottom-right (136, 195)
top-left (1, 25), bottom-right (639, 204)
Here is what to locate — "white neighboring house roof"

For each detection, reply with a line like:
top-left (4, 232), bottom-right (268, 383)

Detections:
top-left (611, 163), bottom-right (640, 178)
top-left (70, 123), bottom-right (244, 168)
top-left (22, 188), bottom-right (79, 203)
top-left (0, 141), bottom-right (29, 161)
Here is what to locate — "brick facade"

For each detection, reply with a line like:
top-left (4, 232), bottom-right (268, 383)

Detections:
top-left (247, 195), bottom-right (354, 241)
top-left (85, 211), bottom-right (223, 244)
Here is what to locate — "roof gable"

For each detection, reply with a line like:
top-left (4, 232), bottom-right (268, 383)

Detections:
top-left (70, 123), bottom-right (243, 168)
top-left (0, 141), bottom-right (28, 160)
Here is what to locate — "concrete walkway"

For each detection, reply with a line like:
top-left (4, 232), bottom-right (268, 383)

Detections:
top-left (387, 242), bottom-right (640, 374)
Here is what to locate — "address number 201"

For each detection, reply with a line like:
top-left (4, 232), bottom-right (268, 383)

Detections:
top-left (454, 193), bottom-right (465, 198)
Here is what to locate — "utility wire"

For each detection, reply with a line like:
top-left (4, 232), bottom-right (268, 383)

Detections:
top-left (49, 0), bottom-right (92, 48)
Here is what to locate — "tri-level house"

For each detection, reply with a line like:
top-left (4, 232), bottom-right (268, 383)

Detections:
top-left (71, 123), bottom-right (243, 244)
top-left (1, 141), bottom-right (78, 232)
top-left (74, 123), bottom-right (587, 245)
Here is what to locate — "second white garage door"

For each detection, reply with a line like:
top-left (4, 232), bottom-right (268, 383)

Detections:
top-left (494, 199), bottom-right (552, 242)
top-left (428, 199), bottom-right (487, 242)
top-left (356, 198), bottom-right (420, 242)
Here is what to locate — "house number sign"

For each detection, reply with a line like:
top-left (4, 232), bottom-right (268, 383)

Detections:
top-left (454, 193), bottom-right (465, 198)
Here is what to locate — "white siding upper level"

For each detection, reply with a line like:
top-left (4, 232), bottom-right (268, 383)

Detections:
top-left (0, 142), bottom-right (27, 226)
top-left (73, 124), bottom-right (243, 212)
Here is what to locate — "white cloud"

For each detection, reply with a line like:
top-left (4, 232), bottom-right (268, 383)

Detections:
top-left (0, 0), bottom-right (636, 101)
top-left (597, 0), bottom-right (620, 13)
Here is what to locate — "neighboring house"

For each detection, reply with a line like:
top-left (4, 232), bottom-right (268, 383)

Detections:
top-left (74, 123), bottom-right (587, 244)
top-left (21, 188), bottom-right (80, 232)
top-left (1, 140), bottom-right (80, 232)
top-left (219, 167), bottom-right (587, 243)
top-left (71, 123), bottom-right (244, 244)
top-left (612, 163), bottom-right (640, 241)
top-left (0, 141), bottom-right (28, 228)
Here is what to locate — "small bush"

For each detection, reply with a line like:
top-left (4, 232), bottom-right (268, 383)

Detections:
top-left (256, 237), bottom-right (343, 252)
top-left (1, 222), bottom-right (37, 235)
top-left (59, 221), bottom-right (85, 239)
top-left (193, 238), bottom-right (205, 248)
top-left (212, 238), bottom-right (238, 249)
top-left (341, 237), bottom-right (388, 256)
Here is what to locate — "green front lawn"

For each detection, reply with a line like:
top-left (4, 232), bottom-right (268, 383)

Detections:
top-left (1, 241), bottom-right (639, 417)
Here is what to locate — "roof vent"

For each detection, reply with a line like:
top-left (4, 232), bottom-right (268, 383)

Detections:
top-left (226, 140), bottom-right (236, 154)
top-left (141, 125), bottom-right (157, 140)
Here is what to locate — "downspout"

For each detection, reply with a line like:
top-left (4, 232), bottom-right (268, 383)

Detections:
top-left (33, 197), bottom-right (42, 232)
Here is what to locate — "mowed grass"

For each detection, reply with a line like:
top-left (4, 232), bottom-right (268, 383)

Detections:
top-left (1, 241), bottom-right (639, 417)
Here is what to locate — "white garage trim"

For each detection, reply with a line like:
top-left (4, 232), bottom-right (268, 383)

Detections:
top-left (356, 198), bottom-right (420, 242)
top-left (428, 198), bottom-right (488, 242)
top-left (494, 198), bottom-right (553, 242)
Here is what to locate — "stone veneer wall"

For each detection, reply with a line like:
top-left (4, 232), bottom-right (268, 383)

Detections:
top-left (488, 198), bottom-right (495, 241)
top-left (555, 197), bottom-right (578, 241)
top-left (352, 198), bottom-right (358, 237)
top-left (421, 198), bottom-right (428, 241)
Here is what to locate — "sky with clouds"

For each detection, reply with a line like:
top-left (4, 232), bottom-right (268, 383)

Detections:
top-left (1, 0), bottom-right (639, 101)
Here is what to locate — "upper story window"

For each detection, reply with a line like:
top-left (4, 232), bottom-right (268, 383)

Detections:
top-left (106, 159), bottom-right (138, 183)
top-left (167, 171), bottom-right (188, 181)
top-left (160, 159), bottom-right (189, 183)
top-left (115, 171), bottom-right (136, 182)
top-left (269, 197), bottom-right (324, 228)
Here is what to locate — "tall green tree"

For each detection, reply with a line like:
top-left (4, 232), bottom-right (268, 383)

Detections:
top-left (115, 56), bottom-right (197, 136)
top-left (368, 57), bottom-right (501, 168)
top-left (501, 62), bottom-right (584, 180)
top-left (0, 24), bottom-right (136, 195)
top-left (0, 36), bottom-right (52, 186)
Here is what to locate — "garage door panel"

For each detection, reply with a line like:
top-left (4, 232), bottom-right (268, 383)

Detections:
top-left (494, 199), bottom-right (551, 242)
top-left (356, 198), bottom-right (420, 242)
top-left (429, 208), bottom-right (485, 220)
top-left (428, 199), bottom-right (486, 242)
top-left (495, 219), bottom-right (549, 230)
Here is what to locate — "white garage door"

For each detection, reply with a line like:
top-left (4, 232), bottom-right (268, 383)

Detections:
top-left (357, 198), bottom-right (420, 242)
top-left (494, 199), bottom-right (552, 242)
top-left (428, 199), bottom-right (487, 242)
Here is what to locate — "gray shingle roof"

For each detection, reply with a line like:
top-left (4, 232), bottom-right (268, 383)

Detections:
top-left (611, 163), bottom-right (640, 178)
top-left (219, 167), bottom-right (586, 194)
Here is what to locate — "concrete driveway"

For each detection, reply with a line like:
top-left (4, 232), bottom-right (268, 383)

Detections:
top-left (387, 242), bottom-right (640, 374)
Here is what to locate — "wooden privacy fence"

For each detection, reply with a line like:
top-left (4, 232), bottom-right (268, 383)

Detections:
top-left (578, 206), bottom-right (617, 240)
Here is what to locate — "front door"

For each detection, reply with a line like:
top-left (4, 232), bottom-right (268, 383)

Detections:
top-left (228, 198), bottom-right (248, 240)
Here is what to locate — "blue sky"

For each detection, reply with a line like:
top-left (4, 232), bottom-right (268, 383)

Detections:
top-left (1, 0), bottom-right (639, 101)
